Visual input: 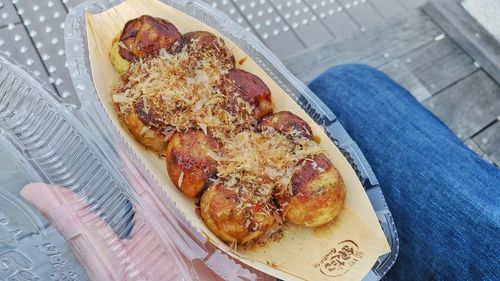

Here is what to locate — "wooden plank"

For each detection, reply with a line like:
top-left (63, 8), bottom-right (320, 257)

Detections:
top-left (423, 0), bottom-right (500, 84)
top-left (283, 9), bottom-right (442, 83)
top-left (65, 0), bottom-right (256, 35)
top-left (270, 0), bottom-right (334, 47)
top-left (264, 31), bottom-right (306, 58)
top-left (399, 35), bottom-right (478, 95)
top-left (472, 121), bottom-right (500, 166)
top-left (463, 139), bottom-right (490, 161)
top-left (379, 59), bottom-right (432, 101)
top-left (305, 0), bottom-right (360, 38)
top-left (423, 70), bottom-right (500, 140)
top-left (463, 0), bottom-right (500, 41)
top-left (464, 138), bottom-right (496, 165)
top-left (337, 0), bottom-right (384, 28)
top-left (370, 0), bottom-right (406, 18)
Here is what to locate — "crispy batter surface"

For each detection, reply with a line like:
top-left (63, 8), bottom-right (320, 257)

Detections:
top-left (279, 154), bottom-right (345, 227)
top-left (259, 111), bottom-right (313, 140)
top-left (111, 16), bottom-right (345, 246)
top-left (200, 182), bottom-right (275, 244)
top-left (183, 31), bottom-right (235, 67)
top-left (119, 15), bottom-right (183, 60)
top-left (116, 102), bottom-right (169, 155)
top-left (166, 130), bottom-right (219, 198)
top-left (219, 69), bottom-right (274, 120)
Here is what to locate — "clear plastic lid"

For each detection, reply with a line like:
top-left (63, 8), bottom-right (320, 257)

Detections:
top-left (0, 55), bottom-right (266, 280)
top-left (0, 133), bottom-right (88, 281)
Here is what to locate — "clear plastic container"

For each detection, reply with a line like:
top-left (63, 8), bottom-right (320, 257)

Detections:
top-left (64, 0), bottom-right (398, 280)
top-left (0, 129), bottom-right (88, 281)
top-left (0, 55), bottom-right (262, 280)
top-left (0, 0), bottom-right (398, 280)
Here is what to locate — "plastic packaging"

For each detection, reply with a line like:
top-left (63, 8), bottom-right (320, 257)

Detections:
top-left (64, 0), bottom-right (398, 279)
top-left (0, 128), bottom-right (87, 281)
top-left (0, 55), bottom-right (264, 280)
top-left (0, 0), bottom-right (398, 280)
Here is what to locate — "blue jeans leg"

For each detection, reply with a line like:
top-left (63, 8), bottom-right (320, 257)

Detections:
top-left (308, 64), bottom-right (500, 280)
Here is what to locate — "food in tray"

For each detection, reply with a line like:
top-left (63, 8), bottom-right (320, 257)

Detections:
top-left (110, 15), bottom-right (345, 246)
top-left (200, 181), bottom-right (276, 244)
top-left (258, 111), bottom-right (314, 140)
top-left (118, 15), bottom-right (182, 59)
top-left (166, 130), bottom-right (219, 198)
top-left (114, 99), bottom-right (171, 155)
top-left (110, 15), bottom-right (183, 74)
top-left (218, 69), bottom-right (274, 120)
top-left (183, 31), bottom-right (235, 67)
top-left (278, 153), bottom-right (345, 227)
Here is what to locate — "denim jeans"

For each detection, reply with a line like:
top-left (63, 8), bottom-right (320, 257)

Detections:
top-left (308, 65), bottom-right (500, 281)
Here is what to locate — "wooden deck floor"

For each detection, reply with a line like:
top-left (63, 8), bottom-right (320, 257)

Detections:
top-left (0, 0), bottom-right (497, 166)
top-left (284, 9), bottom-right (500, 166)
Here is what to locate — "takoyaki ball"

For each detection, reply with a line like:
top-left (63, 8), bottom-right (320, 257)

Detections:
top-left (166, 130), bottom-right (219, 198)
top-left (134, 97), bottom-right (169, 131)
top-left (183, 31), bottom-right (235, 67)
top-left (259, 111), bottom-right (313, 140)
top-left (110, 34), bottom-right (131, 74)
top-left (200, 182), bottom-right (275, 244)
top-left (219, 69), bottom-right (274, 120)
top-left (280, 154), bottom-right (345, 227)
top-left (118, 15), bottom-right (183, 61)
top-left (118, 101), bottom-right (169, 155)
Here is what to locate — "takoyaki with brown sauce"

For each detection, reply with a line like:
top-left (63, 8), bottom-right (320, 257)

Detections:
top-left (200, 182), bottom-right (275, 244)
top-left (166, 130), bottom-right (219, 198)
top-left (117, 100), bottom-right (171, 155)
top-left (183, 31), bottom-right (235, 67)
top-left (110, 14), bottom-right (348, 248)
top-left (219, 69), bottom-right (274, 121)
top-left (259, 111), bottom-right (313, 140)
top-left (279, 153), bottom-right (345, 227)
top-left (109, 15), bottom-right (183, 73)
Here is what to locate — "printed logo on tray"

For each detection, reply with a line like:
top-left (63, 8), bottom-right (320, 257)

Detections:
top-left (313, 240), bottom-right (364, 277)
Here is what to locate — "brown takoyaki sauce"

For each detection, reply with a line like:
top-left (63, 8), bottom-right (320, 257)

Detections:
top-left (119, 15), bottom-right (183, 60)
top-left (238, 56), bottom-right (248, 65)
top-left (259, 111), bottom-right (313, 140)
top-left (183, 31), bottom-right (235, 67)
top-left (219, 69), bottom-right (274, 120)
top-left (291, 154), bottom-right (332, 196)
top-left (111, 15), bottom-right (345, 246)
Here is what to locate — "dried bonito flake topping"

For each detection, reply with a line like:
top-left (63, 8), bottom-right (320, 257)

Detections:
top-left (183, 31), bottom-right (236, 67)
top-left (112, 41), bottom-right (239, 135)
top-left (215, 129), bottom-right (322, 197)
top-left (166, 130), bottom-right (219, 198)
top-left (110, 16), bottom-right (346, 247)
top-left (200, 181), bottom-right (276, 245)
